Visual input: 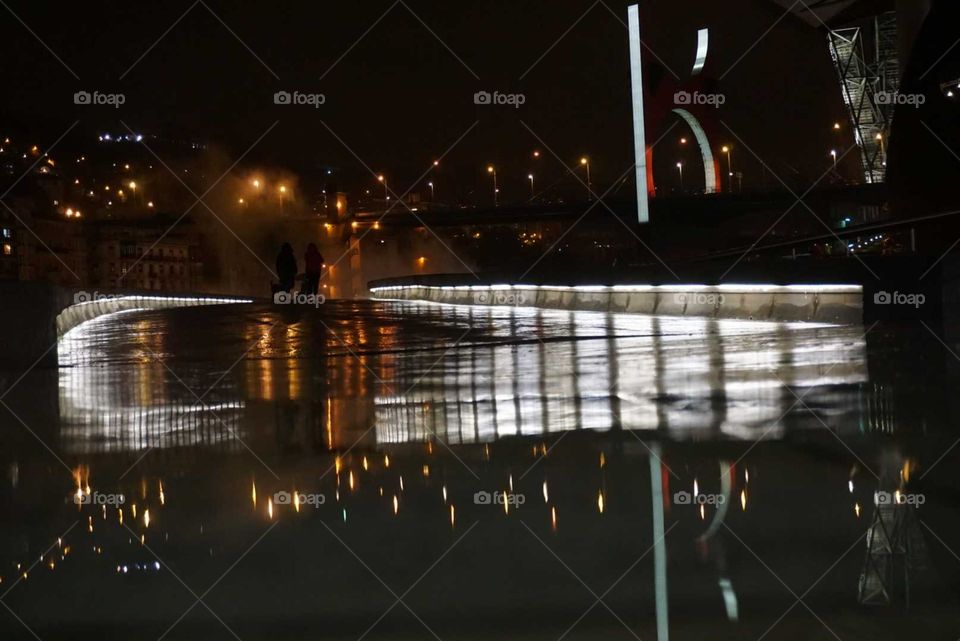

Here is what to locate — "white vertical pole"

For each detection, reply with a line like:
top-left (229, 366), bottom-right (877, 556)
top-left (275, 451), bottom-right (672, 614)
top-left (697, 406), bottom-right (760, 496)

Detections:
top-left (628, 4), bottom-right (650, 224)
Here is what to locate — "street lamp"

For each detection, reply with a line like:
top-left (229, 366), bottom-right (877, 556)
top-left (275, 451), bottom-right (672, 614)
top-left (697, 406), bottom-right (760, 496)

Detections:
top-left (428, 181), bottom-right (435, 201)
top-left (487, 165), bottom-right (498, 207)
top-left (833, 122), bottom-right (841, 131)
top-left (532, 150), bottom-right (540, 159)
top-left (876, 133), bottom-right (887, 166)
top-left (721, 145), bottom-right (733, 192)
top-left (377, 174), bottom-right (390, 205)
top-left (278, 184), bottom-right (287, 213)
top-left (676, 161), bottom-right (684, 192)
top-left (128, 180), bottom-right (137, 203)
top-left (580, 156), bottom-right (591, 199)
top-left (528, 174), bottom-right (535, 199)
top-left (830, 149), bottom-right (838, 169)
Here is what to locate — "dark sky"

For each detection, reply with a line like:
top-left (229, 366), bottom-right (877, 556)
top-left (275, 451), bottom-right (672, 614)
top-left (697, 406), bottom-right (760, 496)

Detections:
top-left (0, 0), bottom-right (849, 200)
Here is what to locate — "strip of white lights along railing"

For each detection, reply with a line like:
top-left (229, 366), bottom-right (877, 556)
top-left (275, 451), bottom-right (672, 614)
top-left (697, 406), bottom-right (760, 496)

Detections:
top-left (370, 284), bottom-right (863, 296)
top-left (58, 295), bottom-right (253, 339)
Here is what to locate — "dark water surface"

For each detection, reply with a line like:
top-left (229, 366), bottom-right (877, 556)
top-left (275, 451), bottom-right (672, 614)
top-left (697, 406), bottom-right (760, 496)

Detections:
top-left (0, 300), bottom-right (958, 640)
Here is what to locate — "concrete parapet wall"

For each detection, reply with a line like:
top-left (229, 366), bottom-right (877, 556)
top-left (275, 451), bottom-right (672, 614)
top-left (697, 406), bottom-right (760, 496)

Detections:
top-left (369, 283), bottom-right (863, 324)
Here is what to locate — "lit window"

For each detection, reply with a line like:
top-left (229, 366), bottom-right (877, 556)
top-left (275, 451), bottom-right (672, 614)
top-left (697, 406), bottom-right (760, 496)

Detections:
top-left (1, 228), bottom-right (10, 238)
top-left (2, 243), bottom-right (12, 256)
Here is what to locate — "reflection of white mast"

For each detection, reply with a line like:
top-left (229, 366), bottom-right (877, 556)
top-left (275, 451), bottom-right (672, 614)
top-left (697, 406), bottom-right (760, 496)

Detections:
top-left (649, 443), bottom-right (669, 641)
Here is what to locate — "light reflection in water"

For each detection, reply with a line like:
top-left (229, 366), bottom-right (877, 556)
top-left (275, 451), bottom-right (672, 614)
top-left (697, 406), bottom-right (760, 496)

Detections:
top-left (54, 302), bottom-right (868, 457)
top-left (372, 304), bottom-right (867, 445)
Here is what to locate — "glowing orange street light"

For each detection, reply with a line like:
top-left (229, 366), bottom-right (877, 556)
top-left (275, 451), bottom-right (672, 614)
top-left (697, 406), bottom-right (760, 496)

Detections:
top-left (580, 156), bottom-right (591, 199)
top-left (721, 145), bottom-right (733, 191)
top-left (487, 165), bottom-right (497, 207)
top-left (377, 174), bottom-right (389, 203)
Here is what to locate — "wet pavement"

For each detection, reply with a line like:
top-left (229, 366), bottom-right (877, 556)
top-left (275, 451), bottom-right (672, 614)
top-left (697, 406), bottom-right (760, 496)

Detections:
top-left (0, 300), bottom-right (958, 640)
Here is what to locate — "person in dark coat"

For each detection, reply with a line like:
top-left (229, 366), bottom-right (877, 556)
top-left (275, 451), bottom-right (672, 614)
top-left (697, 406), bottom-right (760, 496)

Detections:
top-left (276, 242), bottom-right (297, 293)
top-left (301, 243), bottom-right (324, 296)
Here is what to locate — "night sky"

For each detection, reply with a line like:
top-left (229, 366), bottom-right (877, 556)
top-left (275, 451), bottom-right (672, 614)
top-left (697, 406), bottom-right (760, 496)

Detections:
top-left (0, 0), bottom-right (848, 199)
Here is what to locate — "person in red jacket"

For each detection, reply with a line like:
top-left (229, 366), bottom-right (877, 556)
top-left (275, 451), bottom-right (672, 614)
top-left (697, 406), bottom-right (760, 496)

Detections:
top-left (301, 243), bottom-right (324, 296)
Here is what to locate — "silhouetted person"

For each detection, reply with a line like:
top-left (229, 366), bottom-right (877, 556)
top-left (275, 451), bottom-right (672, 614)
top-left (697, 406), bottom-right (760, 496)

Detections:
top-left (301, 243), bottom-right (324, 296)
top-left (276, 242), bottom-right (297, 294)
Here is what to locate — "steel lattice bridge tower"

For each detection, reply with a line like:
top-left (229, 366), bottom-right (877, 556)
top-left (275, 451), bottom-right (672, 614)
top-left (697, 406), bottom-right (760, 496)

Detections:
top-left (828, 11), bottom-right (900, 184)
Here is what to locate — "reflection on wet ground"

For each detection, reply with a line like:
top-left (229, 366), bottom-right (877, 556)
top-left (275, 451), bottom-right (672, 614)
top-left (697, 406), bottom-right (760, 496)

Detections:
top-left (0, 301), bottom-right (958, 640)
top-left (55, 302), bottom-right (872, 453)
